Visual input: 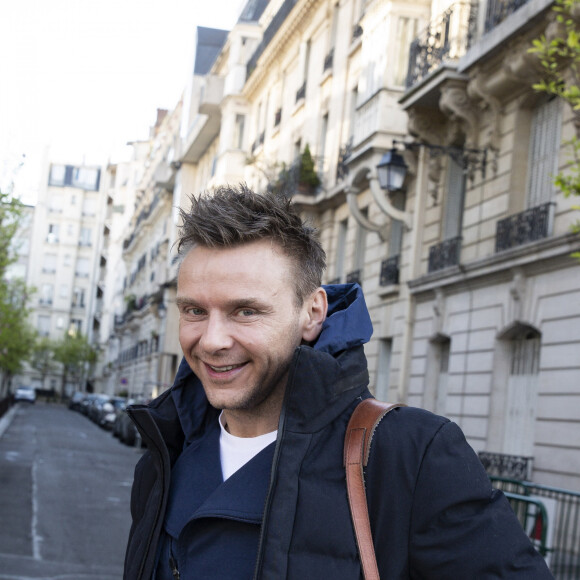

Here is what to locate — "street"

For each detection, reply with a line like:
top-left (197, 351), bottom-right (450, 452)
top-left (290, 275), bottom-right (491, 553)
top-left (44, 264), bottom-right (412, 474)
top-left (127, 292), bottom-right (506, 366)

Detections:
top-left (0, 402), bottom-right (143, 580)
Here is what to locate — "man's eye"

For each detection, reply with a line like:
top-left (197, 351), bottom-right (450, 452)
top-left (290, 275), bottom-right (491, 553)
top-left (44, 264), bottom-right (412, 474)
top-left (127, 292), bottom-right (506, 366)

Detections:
top-left (239, 309), bottom-right (257, 317)
top-left (185, 307), bottom-right (204, 316)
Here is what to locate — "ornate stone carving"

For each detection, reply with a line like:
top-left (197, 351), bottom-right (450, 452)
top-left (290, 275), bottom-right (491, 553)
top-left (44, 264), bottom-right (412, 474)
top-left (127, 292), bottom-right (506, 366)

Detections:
top-left (439, 80), bottom-right (478, 148)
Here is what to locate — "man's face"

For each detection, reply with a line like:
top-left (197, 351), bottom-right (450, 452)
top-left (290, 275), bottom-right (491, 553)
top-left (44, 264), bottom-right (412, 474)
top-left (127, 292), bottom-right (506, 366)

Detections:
top-left (177, 239), bottom-right (323, 435)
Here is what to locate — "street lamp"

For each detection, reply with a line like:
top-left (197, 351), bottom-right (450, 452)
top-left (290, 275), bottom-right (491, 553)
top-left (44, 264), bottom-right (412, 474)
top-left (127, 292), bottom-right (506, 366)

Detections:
top-left (376, 148), bottom-right (408, 192)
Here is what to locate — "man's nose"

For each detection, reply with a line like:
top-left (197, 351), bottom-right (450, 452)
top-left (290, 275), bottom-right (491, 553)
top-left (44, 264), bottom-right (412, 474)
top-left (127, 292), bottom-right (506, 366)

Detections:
top-left (199, 314), bottom-right (234, 352)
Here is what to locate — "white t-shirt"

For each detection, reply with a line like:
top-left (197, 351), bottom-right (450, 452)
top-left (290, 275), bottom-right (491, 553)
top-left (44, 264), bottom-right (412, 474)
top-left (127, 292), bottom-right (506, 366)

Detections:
top-left (219, 412), bottom-right (277, 481)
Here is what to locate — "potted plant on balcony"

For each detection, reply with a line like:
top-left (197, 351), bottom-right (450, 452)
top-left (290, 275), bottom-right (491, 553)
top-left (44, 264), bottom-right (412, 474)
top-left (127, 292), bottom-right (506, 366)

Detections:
top-left (298, 144), bottom-right (320, 194)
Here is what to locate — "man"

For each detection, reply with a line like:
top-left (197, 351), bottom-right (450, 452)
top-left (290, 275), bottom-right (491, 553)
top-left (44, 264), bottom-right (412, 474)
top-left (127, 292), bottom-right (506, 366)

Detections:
top-left (124, 185), bottom-right (553, 579)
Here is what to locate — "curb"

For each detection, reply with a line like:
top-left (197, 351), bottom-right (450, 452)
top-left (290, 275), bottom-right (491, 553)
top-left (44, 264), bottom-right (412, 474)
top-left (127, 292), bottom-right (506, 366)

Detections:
top-left (0, 405), bottom-right (17, 439)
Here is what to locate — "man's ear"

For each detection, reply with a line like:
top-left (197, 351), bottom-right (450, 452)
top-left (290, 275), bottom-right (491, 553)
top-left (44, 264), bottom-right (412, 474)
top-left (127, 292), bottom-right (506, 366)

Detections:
top-left (301, 287), bottom-right (328, 342)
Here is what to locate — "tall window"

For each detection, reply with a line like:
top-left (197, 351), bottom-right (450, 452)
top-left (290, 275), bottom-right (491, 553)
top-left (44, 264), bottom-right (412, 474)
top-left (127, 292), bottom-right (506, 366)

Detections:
top-left (38, 315), bottom-right (51, 336)
top-left (75, 257), bottom-right (90, 278)
top-left (503, 326), bottom-right (541, 457)
top-left (335, 219), bottom-right (348, 282)
top-left (73, 287), bottom-right (86, 308)
top-left (79, 227), bottom-right (92, 246)
top-left (376, 339), bottom-right (392, 400)
top-left (354, 209), bottom-right (368, 274)
top-left (526, 97), bottom-right (562, 207)
top-left (43, 254), bottom-right (57, 274)
top-left (393, 17), bottom-right (419, 86)
top-left (389, 191), bottom-right (405, 258)
top-left (434, 338), bottom-right (450, 416)
top-left (82, 197), bottom-right (97, 216)
top-left (40, 284), bottom-right (54, 305)
top-left (47, 224), bottom-right (60, 243)
top-left (319, 114), bottom-right (329, 173)
top-left (234, 114), bottom-right (245, 149)
top-left (443, 156), bottom-right (466, 240)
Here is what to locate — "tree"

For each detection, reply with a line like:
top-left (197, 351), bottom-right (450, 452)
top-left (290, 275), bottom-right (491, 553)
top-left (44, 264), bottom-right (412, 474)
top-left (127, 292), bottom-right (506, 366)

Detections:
top-left (0, 191), bottom-right (35, 396)
top-left (529, 0), bottom-right (580, 256)
top-left (30, 337), bottom-right (59, 392)
top-left (53, 334), bottom-right (99, 398)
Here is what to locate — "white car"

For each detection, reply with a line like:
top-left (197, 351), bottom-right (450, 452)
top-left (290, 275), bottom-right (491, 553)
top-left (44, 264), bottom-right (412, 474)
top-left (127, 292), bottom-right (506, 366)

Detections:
top-left (14, 386), bottom-right (36, 403)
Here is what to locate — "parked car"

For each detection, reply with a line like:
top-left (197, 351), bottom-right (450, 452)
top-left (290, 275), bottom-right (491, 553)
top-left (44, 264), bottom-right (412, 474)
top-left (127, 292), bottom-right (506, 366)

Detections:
top-left (99, 396), bottom-right (126, 430)
top-left (87, 394), bottom-right (111, 424)
top-left (114, 396), bottom-right (149, 447)
top-left (14, 386), bottom-right (36, 403)
top-left (68, 391), bottom-right (86, 412)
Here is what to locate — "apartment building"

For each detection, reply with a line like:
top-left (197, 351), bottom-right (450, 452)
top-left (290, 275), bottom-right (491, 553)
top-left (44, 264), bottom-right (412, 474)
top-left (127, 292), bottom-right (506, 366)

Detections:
top-left (23, 162), bottom-right (105, 394)
top-left (91, 0), bottom-right (579, 491)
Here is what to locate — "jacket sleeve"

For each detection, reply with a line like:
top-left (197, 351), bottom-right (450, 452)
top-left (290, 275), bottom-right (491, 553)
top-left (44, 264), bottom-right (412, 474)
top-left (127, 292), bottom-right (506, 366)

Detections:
top-left (408, 421), bottom-right (554, 579)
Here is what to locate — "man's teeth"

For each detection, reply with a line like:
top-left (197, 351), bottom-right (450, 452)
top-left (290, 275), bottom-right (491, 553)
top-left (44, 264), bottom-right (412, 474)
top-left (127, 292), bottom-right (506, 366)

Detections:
top-left (210, 364), bottom-right (239, 373)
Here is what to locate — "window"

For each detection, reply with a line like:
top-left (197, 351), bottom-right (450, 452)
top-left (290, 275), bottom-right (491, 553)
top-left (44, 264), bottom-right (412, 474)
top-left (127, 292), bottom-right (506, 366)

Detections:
top-left (335, 219), bottom-right (348, 282)
top-left (234, 114), bottom-right (245, 149)
top-left (40, 284), bottom-right (54, 305)
top-left (75, 257), bottom-right (90, 278)
top-left (435, 338), bottom-right (450, 416)
top-left (526, 98), bottom-right (562, 207)
top-left (79, 227), bottom-right (92, 246)
top-left (42, 254), bottom-right (57, 274)
top-left (319, 114), bottom-right (329, 174)
top-left (69, 319), bottom-right (82, 336)
top-left (443, 156), bottom-right (466, 240)
top-left (49, 194), bottom-right (63, 213)
top-left (354, 208), bottom-right (368, 273)
top-left (72, 287), bottom-right (86, 308)
top-left (375, 339), bottom-right (392, 400)
top-left (393, 17), bottom-right (419, 86)
top-left (82, 197), bottom-right (97, 216)
top-left (59, 284), bottom-right (68, 298)
top-left (47, 224), bottom-right (60, 243)
top-left (388, 191), bottom-right (405, 258)
top-left (38, 315), bottom-right (51, 336)
top-left (349, 87), bottom-right (358, 140)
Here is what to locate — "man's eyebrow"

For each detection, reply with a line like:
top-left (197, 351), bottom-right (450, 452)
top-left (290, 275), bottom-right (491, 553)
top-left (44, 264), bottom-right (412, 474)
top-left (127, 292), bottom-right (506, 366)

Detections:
top-left (175, 297), bottom-right (267, 309)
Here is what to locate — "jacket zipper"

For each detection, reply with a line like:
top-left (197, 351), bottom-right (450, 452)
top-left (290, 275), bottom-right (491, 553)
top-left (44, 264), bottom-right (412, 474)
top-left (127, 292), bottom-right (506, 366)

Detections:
top-left (128, 408), bottom-right (169, 580)
top-left (252, 350), bottom-right (300, 579)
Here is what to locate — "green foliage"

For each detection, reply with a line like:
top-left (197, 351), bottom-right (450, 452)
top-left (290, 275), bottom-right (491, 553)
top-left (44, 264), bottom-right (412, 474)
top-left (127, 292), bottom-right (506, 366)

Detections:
top-left (0, 191), bottom-right (35, 376)
top-left (53, 334), bottom-right (99, 391)
top-left (299, 144), bottom-right (321, 188)
top-left (31, 337), bottom-right (59, 381)
top-left (0, 279), bottom-right (36, 375)
top-left (529, 0), bottom-right (580, 256)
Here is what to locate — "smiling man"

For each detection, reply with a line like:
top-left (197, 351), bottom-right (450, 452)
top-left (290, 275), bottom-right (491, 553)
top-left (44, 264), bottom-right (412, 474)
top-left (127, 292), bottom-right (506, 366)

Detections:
top-left (124, 186), bottom-right (553, 580)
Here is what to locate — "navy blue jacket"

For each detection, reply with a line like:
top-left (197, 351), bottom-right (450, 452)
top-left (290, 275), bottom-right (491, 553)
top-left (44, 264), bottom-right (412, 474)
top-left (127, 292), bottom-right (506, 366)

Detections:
top-left (124, 284), bottom-right (553, 579)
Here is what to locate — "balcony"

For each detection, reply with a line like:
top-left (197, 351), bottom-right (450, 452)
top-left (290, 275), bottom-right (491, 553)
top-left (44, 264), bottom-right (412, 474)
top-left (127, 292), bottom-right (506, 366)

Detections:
top-left (199, 74), bottom-right (224, 115)
top-left (478, 451), bottom-right (532, 480)
top-left (428, 236), bottom-right (462, 273)
top-left (405, 1), bottom-right (477, 89)
top-left (495, 202), bottom-right (554, 253)
top-left (380, 255), bottom-right (400, 286)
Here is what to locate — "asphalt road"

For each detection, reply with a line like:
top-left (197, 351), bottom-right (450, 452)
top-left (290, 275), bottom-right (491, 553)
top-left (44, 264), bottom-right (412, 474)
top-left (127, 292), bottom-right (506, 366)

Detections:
top-left (0, 402), bottom-right (143, 580)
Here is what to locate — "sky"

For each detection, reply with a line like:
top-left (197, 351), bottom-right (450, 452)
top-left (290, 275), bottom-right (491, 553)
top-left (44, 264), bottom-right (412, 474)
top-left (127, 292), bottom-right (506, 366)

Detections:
top-left (0, 0), bottom-right (246, 202)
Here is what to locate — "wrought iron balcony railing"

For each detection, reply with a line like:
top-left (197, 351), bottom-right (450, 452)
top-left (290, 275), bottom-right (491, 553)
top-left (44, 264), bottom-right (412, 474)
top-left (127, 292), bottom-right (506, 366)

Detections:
top-left (484, 0), bottom-right (532, 33)
top-left (406, 1), bottom-right (477, 89)
top-left (336, 137), bottom-right (353, 181)
top-left (478, 451), bottom-right (533, 480)
top-left (380, 255), bottom-right (400, 286)
top-left (428, 236), bottom-right (462, 273)
top-left (495, 202), bottom-right (554, 253)
top-left (346, 269), bottom-right (362, 286)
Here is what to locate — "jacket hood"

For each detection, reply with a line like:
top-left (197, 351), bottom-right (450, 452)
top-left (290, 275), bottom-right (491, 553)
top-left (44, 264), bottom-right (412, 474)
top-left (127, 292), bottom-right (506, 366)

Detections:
top-left (143, 284), bottom-right (372, 444)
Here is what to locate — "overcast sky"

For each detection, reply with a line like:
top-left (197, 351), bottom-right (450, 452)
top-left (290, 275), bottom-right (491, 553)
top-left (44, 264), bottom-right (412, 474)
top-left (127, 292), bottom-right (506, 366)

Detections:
top-left (0, 0), bottom-right (246, 202)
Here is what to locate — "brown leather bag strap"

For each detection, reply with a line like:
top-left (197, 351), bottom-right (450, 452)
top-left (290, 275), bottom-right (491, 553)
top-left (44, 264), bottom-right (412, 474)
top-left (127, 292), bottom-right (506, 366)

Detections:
top-left (344, 398), bottom-right (406, 580)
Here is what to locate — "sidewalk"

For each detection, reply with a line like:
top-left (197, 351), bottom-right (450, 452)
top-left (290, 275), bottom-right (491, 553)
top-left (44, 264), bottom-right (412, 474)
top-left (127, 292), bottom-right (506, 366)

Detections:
top-left (0, 405), bottom-right (17, 439)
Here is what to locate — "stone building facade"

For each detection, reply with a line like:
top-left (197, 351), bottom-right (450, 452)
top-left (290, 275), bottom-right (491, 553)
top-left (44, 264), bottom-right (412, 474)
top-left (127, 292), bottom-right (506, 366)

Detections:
top-left (92, 0), bottom-right (580, 490)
